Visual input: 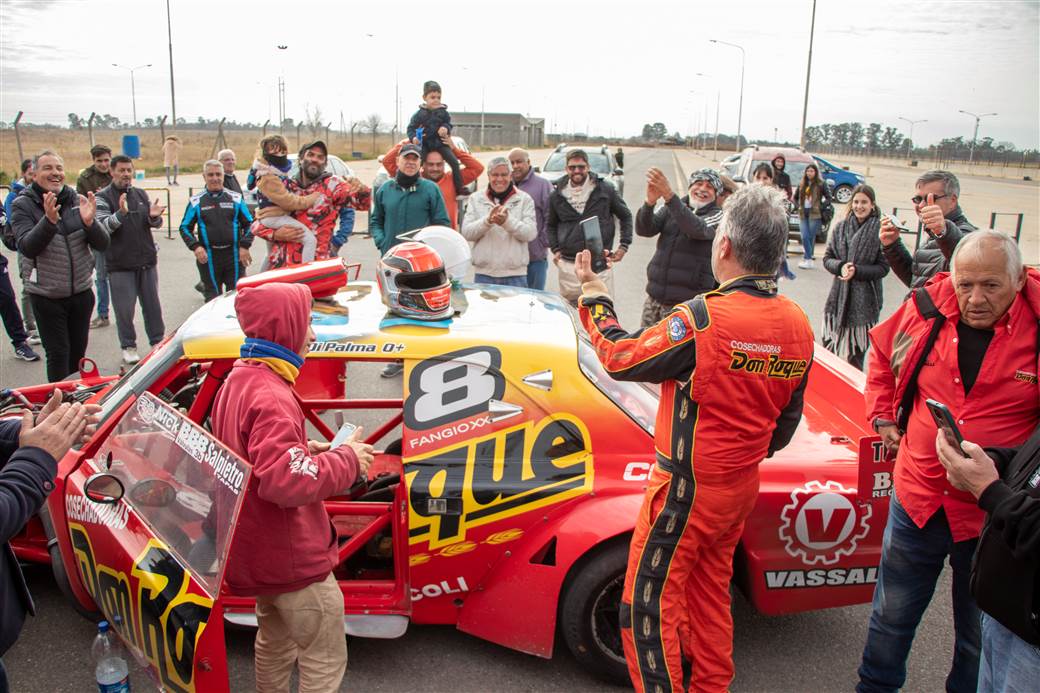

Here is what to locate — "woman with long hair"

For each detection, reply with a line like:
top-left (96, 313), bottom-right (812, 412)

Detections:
top-left (752, 163), bottom-right (796, 280)
top-left (821, 184), bottom-right (889, 369)
top-left (793, 163), bottom-right (830, 269)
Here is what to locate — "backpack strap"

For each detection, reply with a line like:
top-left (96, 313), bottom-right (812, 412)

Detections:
top-left (895, 288), bottom-right (946, 432)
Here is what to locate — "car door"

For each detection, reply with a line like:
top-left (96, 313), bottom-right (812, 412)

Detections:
top-left (64, 392), bottom-right (251, 692)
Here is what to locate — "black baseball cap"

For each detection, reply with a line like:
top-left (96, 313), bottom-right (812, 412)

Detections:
top-left (399, 143), bottom-right (422, 158)
top-left (299, 140), bottom-right (328, 158)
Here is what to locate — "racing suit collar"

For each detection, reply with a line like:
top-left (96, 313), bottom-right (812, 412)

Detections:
top-left (716, 274), bottom-right (778, 297)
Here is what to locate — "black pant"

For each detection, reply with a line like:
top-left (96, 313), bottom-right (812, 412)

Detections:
top-left (0, 264), bottom-right (28, 347)
top-left (197, 249), bottom-right (245, 302)
top-left (30, 290), bottom-right (94, 382)
top-left (423, 142), bottom-right (465, 193)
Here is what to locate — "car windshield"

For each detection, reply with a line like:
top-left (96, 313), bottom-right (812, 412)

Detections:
top-left (97, 334), bottom-right (186, 421)
top-left (543, 151), bottom-right (612, 174)
top-left (289, 156), bottom-right (353, 179)
top-left (575, 336), bottom-right (657, 435)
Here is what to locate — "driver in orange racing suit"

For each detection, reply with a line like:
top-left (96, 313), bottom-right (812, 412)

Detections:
top-left (576, 184), bottom-right (815, 693)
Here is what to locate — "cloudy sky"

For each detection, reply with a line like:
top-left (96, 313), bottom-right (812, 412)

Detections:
top-left (1, 0), bottom-right (1037, 148)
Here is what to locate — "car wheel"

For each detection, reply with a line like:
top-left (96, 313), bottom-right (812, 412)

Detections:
top-left (817, 223), bottom-right (829, 244)
top-left (39, 506), bottom-right (101, 621)
top-left (559, 541), bottom-right (630, 685)
top-left (833, 185), bottom-right (854, 203)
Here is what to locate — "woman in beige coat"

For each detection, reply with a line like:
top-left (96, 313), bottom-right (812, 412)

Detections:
top-left (161, 135), bottom-right (181, 185)
top-left (460, 157), bottom-right (537, 287)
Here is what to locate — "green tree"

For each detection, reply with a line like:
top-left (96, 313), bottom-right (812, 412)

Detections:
top-left (865, 123), bottom-right (882, 152)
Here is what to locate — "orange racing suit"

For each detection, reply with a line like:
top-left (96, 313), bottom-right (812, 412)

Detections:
top-left (579, 275), bottom-right (815, 693)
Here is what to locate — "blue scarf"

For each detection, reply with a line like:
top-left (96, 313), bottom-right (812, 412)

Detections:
top-left (240, 337), bottom-right (304, 382)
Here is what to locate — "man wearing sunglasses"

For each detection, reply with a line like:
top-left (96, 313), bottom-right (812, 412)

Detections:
top-left (547, 149), bottom-right (633, 304)
top-left (879, 170), bottom-right (976, 290)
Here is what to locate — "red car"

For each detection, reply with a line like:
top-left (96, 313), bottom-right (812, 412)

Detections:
top-left (5, 260), bottom-right (892, 689)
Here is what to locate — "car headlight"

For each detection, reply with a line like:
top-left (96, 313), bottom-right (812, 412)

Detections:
top-left (856, 175), bottom-right (865, 182)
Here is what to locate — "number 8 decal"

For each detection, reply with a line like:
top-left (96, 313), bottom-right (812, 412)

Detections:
top-left (404, 346), bottom-right (506, 430)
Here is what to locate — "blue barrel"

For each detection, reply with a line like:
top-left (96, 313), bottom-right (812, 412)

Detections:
top-left (122, 134), bottom-right (141, 159)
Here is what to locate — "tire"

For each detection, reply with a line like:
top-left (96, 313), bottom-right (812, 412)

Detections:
top-left (559, 541), bottom-right (630, 686)
top-left (833, 184), bottom-right (854, 203)
top-left (39, 507), bottom-right (101, 621)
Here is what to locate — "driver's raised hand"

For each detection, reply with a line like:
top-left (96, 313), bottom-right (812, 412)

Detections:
top-left (574, 250), bottom-right (598, 284)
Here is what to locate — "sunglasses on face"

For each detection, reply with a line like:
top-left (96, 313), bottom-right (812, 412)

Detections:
top-left (567, 165), bottom-right (588, 171)
top-left (911, 194), bottom-right (948, 205)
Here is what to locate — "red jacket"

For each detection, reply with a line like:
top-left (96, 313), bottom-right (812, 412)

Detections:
top-left (867, 269), bottom-right (1040, 540)
top-left (212, 283), bottom-right (360, 595)
top-left (383, 141), bottom-right (484, 228)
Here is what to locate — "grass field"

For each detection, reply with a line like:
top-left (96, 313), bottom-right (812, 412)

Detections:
top-left (0, 128), bottom-right (405, 182)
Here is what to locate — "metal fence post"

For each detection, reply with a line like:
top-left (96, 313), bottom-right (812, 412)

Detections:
top-left (88, 112), bottom-right (97, 147)
top-left (13, 111), bottom-right (24, 163)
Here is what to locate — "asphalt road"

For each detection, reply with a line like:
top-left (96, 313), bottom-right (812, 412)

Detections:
top-left (3, 147), bottom-right (959, 692)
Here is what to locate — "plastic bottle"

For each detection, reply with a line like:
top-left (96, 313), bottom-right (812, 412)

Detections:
top-left (92, 620), bottom-right (130, 692)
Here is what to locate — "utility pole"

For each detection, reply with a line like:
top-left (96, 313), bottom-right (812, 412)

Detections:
top-left (799, 0), bottom-right (817, 148)
top-left (710, 39), bottom-right (746, 151)
top-left (165, 0), bottom-right (176, 127)
top-left (112, 63), bottom-right (152, 125)
top-left (480, 86), bottom-right (486, 147)
top-left (897, 116), bottom-right (927, 161)
top-left (958, 109), bottom-right (997, 164)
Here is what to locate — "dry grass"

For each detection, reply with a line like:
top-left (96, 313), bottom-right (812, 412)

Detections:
top-left (0, 128), bottom-right (404, 182)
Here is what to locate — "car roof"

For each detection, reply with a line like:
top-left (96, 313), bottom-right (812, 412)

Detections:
top-left (178, 281), bottom-right (579, 362)
top-left (749, 146), bottom-right (814, 163)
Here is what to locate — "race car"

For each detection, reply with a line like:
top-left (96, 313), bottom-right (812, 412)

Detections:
top-left (5, 259), bottom-right (893, 690)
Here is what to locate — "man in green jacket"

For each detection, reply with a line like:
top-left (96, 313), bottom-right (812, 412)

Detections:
top-left (370, 144), bottom-right (450, 256)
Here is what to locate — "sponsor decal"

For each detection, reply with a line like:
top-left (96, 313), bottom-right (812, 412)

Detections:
top-left (309, 340), bottom-right (406, 354)
top-left (729, 350), bottom-right (808, 380)
top-left (729, 339), bottom-right (781, 354)
top-left (65, 494), bottom-right (130, 530)
top-left (667, 316), bottom-right (687, 343)
top-left (406, 412), bottom-right (494, 457)
top-left (623, 461), bottom-right (653, 481)
top-left (1014, 370), bottom-right (1038, 385)
top-left (779, 481), bottom-right (872, 565)
top-left (857, 436), bottom-right (895, 503)
top-left (411, 576), bottom-right (469, 601)
top-left (764, 566), bottom-right (878, 589)
top-left (404, 346), bottom-right (505, 431)
top-left (70, 524), bottom-right (211, 692)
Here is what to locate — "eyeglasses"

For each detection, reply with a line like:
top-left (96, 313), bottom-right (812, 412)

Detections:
top-left (566, 165), bottom-right (588, 171)
top-left (911, 194), bottom-right (948, 205)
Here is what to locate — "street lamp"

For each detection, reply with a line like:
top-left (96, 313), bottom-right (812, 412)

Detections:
top-left (275, 45), bottom-right (288, 132)
top-left (799, 0), bottom-right (818, 149)
top-left (112, 63), bottom-right (152, 126)
top-left (709, 39), bottom-right (745, 151)
top-left (696, 73), bottom-right (720, 158)
top-left (958, 109), bottom-right (997, 164)
top-left (897, 116), bottom-right (927, 161)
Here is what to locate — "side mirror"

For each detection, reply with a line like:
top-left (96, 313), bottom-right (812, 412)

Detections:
top-left (613, 167), bottom-right (624, 176)
top-left (842, 166), bottom-right (850, 171)
top-left (129, 478), bottom-right (178, 508)
top-left (84, 473), bottom-right (125, 505)
top-left (732, 175), bottom-right (746, 183)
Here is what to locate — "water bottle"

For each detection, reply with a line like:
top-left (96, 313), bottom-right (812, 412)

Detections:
top-left (92, 620), bottom-right (130, 692)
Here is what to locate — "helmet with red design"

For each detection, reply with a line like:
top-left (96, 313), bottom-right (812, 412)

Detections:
top-left (377, 241), bottom-right (453, 321)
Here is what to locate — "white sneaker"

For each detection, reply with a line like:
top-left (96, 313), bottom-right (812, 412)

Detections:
top-left (122, 348), bottom-right (140, 365)
top-left (797, 259), bottom-right (814, 269)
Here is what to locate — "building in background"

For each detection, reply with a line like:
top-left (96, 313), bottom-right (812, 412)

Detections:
top-left (451, 112), bottom-right (545, 149)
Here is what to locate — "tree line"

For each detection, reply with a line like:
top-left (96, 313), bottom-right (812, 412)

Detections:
top-left (804, 122), bottom-right (1035, 157)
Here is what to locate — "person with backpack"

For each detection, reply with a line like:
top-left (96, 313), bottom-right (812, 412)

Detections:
top-left (858, 230), bottom-right (1040, 693)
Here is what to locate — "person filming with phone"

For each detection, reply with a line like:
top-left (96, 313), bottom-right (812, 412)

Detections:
top-left (858, 230), bottom-right (1040, 693)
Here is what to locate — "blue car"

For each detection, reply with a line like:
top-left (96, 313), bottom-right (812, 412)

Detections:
top-left (812, 155), bottom-right (865, 204)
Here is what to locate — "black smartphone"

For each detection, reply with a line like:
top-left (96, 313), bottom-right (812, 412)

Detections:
top-left (925, 399), bottom-right (964, 446)
top-left (580, 216), bottom-right (608, 273)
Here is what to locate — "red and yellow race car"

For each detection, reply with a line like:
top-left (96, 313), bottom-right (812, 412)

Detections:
top-left (5, 260), bottom-right (894, 690)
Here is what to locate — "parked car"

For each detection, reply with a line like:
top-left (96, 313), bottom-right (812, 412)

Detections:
top-left (812, 154), bottom-right (866, 203)
top-left (537, 143), bottom-right (624, 195)
top-left (5, 260), bottom-right (889, 689)
top-left (288, 152), bottom-right (356, 180)
top-left (720, 153), bottom-right (742, 178)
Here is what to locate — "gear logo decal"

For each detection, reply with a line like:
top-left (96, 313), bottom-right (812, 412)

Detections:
top-left (779, 481), bottom-right (871, 565)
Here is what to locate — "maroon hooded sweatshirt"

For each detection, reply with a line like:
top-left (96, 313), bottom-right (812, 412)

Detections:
top-left (212, 283), bottom-right (360, 596)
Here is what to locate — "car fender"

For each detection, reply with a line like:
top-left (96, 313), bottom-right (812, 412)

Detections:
top-left (455, 490), bottom-right (640, 658)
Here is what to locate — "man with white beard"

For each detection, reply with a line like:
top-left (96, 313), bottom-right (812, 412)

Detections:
top-left (634, 168), bottom-right (724, 327)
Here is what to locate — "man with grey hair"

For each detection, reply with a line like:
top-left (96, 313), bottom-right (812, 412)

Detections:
top-left (508, 148), bottom-right (553, 289)
top-left (880, 169), bottom-right (976, 290)
top-left (573, 183), bottom-right (814, 693)
top-left (179, 160), bottom-right (253, 302)
top-left (859, 229), bottom-right (1038, 693)
top-left (461, 157), bottom-right (537, 287)
top-left (217, 148), bottom-right (242, 194)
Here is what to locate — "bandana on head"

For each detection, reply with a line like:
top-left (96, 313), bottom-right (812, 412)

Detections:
top-left (688, 169), bottom-right (723, 196)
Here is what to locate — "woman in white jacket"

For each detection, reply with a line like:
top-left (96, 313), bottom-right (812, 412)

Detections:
top-left (461, 157), bottom-right (537, 287)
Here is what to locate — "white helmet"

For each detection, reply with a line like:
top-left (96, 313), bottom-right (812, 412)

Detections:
top-left (404, 225), bottom-right (472, 281)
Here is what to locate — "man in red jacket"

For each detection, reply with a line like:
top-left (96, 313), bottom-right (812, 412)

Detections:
top-left (211, 282), bottom-right (373, 693)
top-left (858, 230), bottom-right (1040, 693)
top-left (382, 137), bottom-right (484, 228)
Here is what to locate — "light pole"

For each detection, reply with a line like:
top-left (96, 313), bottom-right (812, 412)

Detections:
top-left (696, 73), bottom-right (720, 158)
top-left (275, 45), bottom-right (288, 131)
top-left (897, 116), bottom-right (927, 160)
top-left (112, 63), bottom-right (152, 126)
top-left (710, 39), bottom-right (745, 151)
top-left (958, 109), bottom-right (997, 164)
top-left (165, 0), bottom-right (176, 127)
top-left (799, 0), bottom-right (817, 148)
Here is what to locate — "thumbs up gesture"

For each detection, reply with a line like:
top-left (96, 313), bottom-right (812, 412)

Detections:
top-left (918, 192), bottom-right (947, 237)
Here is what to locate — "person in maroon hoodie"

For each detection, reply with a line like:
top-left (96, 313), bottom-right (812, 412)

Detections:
top-left (211, 282), bottom-right (373, 693)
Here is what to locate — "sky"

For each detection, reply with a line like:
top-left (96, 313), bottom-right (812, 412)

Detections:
top-left (1, 0), bottom-right (1038, 149)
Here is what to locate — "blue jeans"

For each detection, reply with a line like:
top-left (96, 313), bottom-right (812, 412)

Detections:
top-left (857, 495), bottom-right (981, 693)
top-left (474, 273), bottom-right (527, 288)
top-left (799, 216), bottom-right (821, 260)
top-left (526, 259), bottom-right (548, 290)
top-left (979, 613), bottom-right (1040, 692)
top-left (93, 249), bottom-right (109, 318)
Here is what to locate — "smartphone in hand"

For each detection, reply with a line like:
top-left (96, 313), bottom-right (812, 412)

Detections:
top-left (330, 421), bottom-right (358, 449)
top-left (580, 216), bottom-right (608, 273)
top-left (926, 399), bottom-right (964, 447)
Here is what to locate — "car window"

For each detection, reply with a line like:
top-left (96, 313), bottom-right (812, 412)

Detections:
top-left (576, 337), bottom-right (657, 435)
top-left (544, 151), bottom-right (612, 174)
top-left (97, 336), bottom-right (185, 421)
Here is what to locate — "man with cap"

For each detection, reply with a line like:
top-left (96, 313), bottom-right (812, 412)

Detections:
top-left (381, 136), bottom-right (484, 230)
top-left (251, 140), bottom-right (371, 269)
top-left (635, 167), bottom-right (724, 327)
top-left (211, 282), bottom-right (373, 692)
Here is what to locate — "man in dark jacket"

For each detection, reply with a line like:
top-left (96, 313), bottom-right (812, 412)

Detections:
top-left (76, 145), bottom-right (113, 329)
top-left (217, 149), bottom-right (243, 195)
top-left (880, 170), bottom-right (976, 290)
top-left (547, 149), bottom-right (633, 304)
top-left (636, 167), bottom-right (723, 327)
top-left (1, 390), bottom-right (89, 683)
top-left (936, 426), bottom-right (1040, 690)
top-left (95, 155), bottom-right (167, 365)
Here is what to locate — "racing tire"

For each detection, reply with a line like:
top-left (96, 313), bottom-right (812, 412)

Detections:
top-left (559, 541), bottom-right (630, 686)
top-left (38, 507), bottom-right (101, 621)
top-left (833, 184), bottom-right (854, 204)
